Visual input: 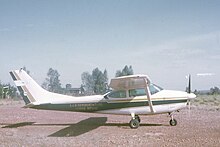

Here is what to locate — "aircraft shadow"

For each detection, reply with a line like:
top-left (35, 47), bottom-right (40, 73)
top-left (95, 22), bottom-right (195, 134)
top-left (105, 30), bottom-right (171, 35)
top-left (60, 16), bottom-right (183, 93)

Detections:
top-left (1, 122), bottom-right (35, 128)
top-left (48, 118), bottom-right (167, 137)
top-left (48, 117), bottom-right (107, 137)
top-left (1, 117), bottom-right (168, 137)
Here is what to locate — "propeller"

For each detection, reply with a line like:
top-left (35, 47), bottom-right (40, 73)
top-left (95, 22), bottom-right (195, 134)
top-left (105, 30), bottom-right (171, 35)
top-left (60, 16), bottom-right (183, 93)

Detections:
top-left (187, 74), bottom-right (191, 113)
top-left (188, 74), bottom-right (191, 94)
top-left (186, 74), bottom-right (197, 116)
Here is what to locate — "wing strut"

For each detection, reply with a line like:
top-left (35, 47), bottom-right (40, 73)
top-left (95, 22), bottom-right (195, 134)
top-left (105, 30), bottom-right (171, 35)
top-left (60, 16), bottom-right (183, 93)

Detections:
top-left (144, 78), bottom-right (155, 113)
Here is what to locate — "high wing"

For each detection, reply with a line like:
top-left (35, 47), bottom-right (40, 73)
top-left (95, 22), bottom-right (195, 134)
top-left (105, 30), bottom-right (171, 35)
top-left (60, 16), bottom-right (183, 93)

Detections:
top-left (109, 75), bottom-right (155, 113)
top-left (109, 74), bottom-right (151, 90)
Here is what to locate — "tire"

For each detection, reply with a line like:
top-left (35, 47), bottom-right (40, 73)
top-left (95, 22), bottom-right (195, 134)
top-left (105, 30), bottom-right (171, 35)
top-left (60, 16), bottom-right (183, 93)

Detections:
top-left (169, 119), bottom-right (177, 126)
top-left (129, 119), bottom-right (140, 129)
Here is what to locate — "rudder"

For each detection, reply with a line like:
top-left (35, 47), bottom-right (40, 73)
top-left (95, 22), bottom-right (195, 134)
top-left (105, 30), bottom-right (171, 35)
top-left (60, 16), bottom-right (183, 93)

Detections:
top-left (9, 69), bottom-right (44, 105)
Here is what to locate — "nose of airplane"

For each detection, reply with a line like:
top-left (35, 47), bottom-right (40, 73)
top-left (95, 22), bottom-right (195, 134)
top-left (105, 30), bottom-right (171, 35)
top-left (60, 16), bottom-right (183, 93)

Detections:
top-left (187, 93), bottom-right (196, 99)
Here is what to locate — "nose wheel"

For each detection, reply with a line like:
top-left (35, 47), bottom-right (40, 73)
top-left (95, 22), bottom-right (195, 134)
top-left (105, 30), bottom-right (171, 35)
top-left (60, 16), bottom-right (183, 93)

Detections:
top-left (129, 114), bottom-right (140, 129)
top-left (169, 112), bottom-right (177, 126)
top-left (129, 118), bottom-right (140, 129)
top-left (169, 118), bottom-right (177, 126)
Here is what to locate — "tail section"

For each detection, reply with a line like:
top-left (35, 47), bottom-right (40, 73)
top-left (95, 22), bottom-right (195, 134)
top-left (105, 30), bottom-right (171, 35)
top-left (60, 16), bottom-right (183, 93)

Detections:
top-left (9, 69), bottom-right (49, 105)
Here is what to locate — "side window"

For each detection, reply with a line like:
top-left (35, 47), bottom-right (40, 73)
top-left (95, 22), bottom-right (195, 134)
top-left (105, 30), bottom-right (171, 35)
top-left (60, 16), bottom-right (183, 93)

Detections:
top-left (129, 88), bottom-right (146, 97)
top-left (108, 90), bottom-right (126, 98)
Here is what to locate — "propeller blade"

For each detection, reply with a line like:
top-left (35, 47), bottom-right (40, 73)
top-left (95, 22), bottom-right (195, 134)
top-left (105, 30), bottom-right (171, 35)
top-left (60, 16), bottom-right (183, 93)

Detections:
top-left (187, 99), bottom-right (191, 117)
top-left (188, 100), bottom-right (191, 110)
top-left (188, 74), bottom-right (191, 93)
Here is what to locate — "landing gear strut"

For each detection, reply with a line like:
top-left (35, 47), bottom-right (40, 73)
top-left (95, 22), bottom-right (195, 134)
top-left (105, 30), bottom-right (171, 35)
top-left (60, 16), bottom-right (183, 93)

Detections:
top-left (129, 114), bottom-right (140, 129)
top-left (135, 115), bottom-right (141, 123)
top-left (169, 112), bottom-right (177, 126)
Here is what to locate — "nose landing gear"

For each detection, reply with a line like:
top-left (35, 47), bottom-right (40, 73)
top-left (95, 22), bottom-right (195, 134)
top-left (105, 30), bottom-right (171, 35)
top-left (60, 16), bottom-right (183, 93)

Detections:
top-left (169, 112), bottom-right (177, 126)
top-left (129, 119), bottom-right (140, 129)
top-left (129, 114), bottom-right (141, 129)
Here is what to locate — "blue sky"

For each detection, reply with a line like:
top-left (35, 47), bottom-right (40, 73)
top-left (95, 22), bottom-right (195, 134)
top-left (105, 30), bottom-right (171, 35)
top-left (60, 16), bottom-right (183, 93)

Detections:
top-left (0, 0), bottom-right (220, 90)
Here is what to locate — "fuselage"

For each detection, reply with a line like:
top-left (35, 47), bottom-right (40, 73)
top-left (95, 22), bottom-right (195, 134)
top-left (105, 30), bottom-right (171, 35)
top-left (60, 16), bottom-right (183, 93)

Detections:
top-left (10, 69), bottom-right (196, 116)
top-left (29, 90), bottom-right (193, 115)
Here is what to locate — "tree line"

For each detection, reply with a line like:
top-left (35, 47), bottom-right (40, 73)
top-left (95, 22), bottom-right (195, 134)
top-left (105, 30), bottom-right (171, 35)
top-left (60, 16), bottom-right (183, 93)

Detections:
top-left (194, 87), bottom-right (220, 95)
top-left (41, 65), bottom-right (134, 95)
top-left (0, 83), bottom-right (17, 99)
top-left (0, 65), bottom-right (134, 99)
top-left (1, 65), bottom-right (219, 99)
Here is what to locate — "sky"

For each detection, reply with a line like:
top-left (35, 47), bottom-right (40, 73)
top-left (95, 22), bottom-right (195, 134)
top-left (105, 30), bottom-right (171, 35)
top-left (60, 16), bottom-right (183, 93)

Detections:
top-left (0, 0), bottom-right (220, 91)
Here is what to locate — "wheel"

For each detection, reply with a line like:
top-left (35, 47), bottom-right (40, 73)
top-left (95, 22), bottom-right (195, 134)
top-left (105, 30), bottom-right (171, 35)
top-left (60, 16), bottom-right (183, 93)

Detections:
top-left (169, 119), bottom-right (177, 126)
top-left (129, 119), bottom-right (140, 129)
top-left (135, 115), bottom-right (141, 123)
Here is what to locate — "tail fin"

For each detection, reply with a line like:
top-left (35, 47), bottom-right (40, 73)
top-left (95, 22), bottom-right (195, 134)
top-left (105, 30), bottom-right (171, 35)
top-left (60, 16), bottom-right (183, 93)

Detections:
top-left (9, 69), bottom-right (48, 105)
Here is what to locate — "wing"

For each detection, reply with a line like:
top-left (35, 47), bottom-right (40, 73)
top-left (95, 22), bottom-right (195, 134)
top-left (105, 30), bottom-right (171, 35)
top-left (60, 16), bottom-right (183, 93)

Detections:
top-left (109, 74), bottom-right (151, 90)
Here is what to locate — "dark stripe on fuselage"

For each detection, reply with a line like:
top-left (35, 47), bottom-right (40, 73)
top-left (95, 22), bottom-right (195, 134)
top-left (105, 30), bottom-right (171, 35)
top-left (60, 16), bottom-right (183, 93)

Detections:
top-left (13, 71), bottom-right (21, 80)
top-left (9, 71), bottom-right (30, 104)
top-left (17, 86), bottom-right (31, 105)
top-left (9, 71), bottom-right (34, 104)
top-left (21, 86), bottom-right (36, 102)
top-left (9, 71), bottom-right (17, 81)
top-left (32, 99), bottom-right (187, 112)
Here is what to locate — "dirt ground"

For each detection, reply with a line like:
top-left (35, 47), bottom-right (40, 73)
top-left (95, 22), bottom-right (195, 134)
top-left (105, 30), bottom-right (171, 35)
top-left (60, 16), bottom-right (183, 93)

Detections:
top-left (0, 100), bottom-right (220, 147)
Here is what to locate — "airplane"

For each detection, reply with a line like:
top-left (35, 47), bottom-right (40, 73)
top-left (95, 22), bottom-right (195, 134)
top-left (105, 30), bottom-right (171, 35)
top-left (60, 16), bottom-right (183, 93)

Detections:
top-left (9, 69), bottom-right (196, 129)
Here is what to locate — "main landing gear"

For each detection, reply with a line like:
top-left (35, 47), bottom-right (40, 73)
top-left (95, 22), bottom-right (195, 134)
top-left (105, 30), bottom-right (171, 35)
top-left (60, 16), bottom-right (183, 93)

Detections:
top-left (169, 112), bottom-right (177, 126)
top-left (129, 114), bottom-right (141, 129)
top-left (129, 113), bottom-right (178, 129)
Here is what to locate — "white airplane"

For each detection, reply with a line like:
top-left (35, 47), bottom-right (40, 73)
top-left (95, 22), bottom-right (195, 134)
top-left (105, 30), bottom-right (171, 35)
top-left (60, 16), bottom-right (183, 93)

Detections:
top-left (9, 69), bottom-right (196, 129)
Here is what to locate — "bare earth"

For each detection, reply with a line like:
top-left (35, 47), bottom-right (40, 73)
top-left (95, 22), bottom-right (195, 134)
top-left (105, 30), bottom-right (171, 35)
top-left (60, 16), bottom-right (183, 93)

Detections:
top-left (0, 100), bottom-right (220, 147)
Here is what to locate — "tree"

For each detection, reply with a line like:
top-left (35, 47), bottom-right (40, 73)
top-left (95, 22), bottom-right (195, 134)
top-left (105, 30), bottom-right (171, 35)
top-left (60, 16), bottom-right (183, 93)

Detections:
top-left (210, 87), bottom-right (220, 95)
top-left (0, 82), bottom-right (3, 98)
top-left (42, 68), bottom-right (62, 93)
top-left (103, 69), bottom-right (109, 90)
top-left (81, 72), bottom-right (94, 95)
top-left (115, 65), bottom-right (134, 77)
top-left (0, 82), bottom-right (17, 99)
top-left (81, 68), bottom-right (108, 95)
top-left (8, 85), bottom-right (17, 98)
top-left (92, 68), bottom-right (108, 94)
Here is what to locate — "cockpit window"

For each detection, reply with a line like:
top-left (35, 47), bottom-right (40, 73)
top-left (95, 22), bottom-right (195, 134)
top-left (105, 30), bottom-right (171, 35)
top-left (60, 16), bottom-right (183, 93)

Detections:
top-left (107, 83), bottom-right (163, 98)
top-left (129, 88), bottom-right (146, 97)
top-left (108, 90), bottom-right (126, 98)
top-left (149, 83), bottom-right (163, 95)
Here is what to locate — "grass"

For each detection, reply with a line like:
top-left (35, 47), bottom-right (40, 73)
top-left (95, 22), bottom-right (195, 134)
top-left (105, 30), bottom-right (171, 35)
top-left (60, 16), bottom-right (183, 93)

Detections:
top-left (192, 94), bottom-right (220, 109)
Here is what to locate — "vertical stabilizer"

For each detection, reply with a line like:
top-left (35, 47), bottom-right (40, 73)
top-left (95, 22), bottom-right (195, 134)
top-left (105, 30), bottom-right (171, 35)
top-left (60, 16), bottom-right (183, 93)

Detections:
top-left (9, 69), bottom-right (48, 104)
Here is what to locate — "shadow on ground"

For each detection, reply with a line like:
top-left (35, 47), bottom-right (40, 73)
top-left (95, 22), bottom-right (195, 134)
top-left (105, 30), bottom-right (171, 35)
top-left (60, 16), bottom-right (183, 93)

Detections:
top-left (48, 118), bottom-right (167, 137)
top-left (1, 122), bottom-right (35, 128)
top-left (49, 117), bottom-right (107, 137)
top-left (1, 117), bottom-right (168, 137)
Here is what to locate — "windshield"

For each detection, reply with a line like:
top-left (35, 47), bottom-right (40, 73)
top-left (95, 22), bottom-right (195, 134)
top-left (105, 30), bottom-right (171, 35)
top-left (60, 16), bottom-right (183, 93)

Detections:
top-left (149, 83), bottom-right (163, 95)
